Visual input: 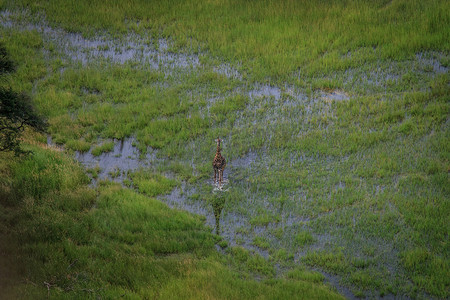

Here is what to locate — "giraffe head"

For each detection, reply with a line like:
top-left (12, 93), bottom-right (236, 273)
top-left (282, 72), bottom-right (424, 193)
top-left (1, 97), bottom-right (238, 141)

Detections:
top-left (215, 137), bottom-right (222, 149)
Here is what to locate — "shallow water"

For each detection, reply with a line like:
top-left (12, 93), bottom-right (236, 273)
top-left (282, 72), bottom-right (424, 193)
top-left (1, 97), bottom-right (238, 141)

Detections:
top-left (248, 84), bottom-right (281, 100)
top-left (213, 64), bottom-right (243, 80)
top-left (47, 136), bottom-right (155, 184)
top-left (161, 182), bottom-right (271, 256)
top-left (416, 52), bottom-right (448, 74)
top-left (230, 151), bottom-right (259, 168)
top-left (76, 139), bottom-right (156, 183)
top-left (0, 9), bottom-right (199, 70)
top-left (321, 90), bottom-right (349, 101)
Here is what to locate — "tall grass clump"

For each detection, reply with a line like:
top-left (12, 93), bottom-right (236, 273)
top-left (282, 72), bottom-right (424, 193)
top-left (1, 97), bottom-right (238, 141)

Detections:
top-left (11, 146), bottom-right (90, 203)
top-left (128, 169), bottom-right (177, 197)
top-left (91, 141), bottom-right (114, 156)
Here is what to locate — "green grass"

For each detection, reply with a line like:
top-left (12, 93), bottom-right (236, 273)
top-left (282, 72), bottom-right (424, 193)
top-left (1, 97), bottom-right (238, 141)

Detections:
top-left (210, 95), bottom-right (249, 123)
top-left (400, 248), bottom-right (449, 297)
top-left (128, 169), bottom-right (177, 197)
top-left (302, 249), bottom-right (351, 275)
top-left (66, 138), bottom-right (91, 152)
top-left (294, 231), bottom-right (316, 248)
top-left (108, 167), bottom-right (121, 178)
top-left (0, 1), bottom-right (449, 298)
top-left (86, 164), bottom-right (101, 179)
top-left (91, 141), bottom-right (114, 156)
top-left (250, 213), bottom-right (280, 227)
top-left (286, 267), bottom-right (325, 284)
top-left (253, 236), bottom-right (271, 250)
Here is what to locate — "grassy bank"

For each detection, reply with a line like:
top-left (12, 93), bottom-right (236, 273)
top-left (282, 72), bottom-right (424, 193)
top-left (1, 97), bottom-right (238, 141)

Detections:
top-left (0, 0), bottom-right (449, 298)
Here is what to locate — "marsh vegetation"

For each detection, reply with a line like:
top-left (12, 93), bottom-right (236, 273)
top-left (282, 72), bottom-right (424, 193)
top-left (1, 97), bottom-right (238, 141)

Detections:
top-left (0, 0), bottom-right (448, 299)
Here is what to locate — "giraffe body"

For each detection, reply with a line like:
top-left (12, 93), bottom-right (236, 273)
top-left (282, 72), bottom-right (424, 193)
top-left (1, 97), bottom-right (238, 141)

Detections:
top-left (213, 137), bottom-right (226, 186)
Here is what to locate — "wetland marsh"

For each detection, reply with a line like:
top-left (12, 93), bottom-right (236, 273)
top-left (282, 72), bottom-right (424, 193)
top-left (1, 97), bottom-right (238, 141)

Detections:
top-left (0, 1), bottom-right (448, 299)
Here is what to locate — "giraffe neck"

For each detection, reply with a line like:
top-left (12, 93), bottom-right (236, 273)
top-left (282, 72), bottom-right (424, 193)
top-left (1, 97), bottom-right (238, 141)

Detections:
top-left (216, 140), bottom-right (221, 155)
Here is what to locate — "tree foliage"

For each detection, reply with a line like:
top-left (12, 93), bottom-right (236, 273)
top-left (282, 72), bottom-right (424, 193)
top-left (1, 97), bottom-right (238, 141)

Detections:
top-left (0, 45), bottom-right (15, 75)
top-left (0, 43), bottom-right (46, 154)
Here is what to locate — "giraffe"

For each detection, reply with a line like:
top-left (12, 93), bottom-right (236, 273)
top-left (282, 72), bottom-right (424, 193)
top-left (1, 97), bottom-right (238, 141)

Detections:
top-left (212, 137), bottom-right (226, 186)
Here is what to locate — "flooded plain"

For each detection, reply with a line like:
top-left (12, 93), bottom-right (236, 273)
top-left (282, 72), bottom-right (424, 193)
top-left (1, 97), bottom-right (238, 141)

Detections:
top-left (3, 8), bottom-right (448, 299)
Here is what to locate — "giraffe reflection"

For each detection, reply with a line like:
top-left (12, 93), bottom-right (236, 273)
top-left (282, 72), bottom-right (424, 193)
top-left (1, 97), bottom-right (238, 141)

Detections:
top-left (211, 193), bottom-right (226, 235)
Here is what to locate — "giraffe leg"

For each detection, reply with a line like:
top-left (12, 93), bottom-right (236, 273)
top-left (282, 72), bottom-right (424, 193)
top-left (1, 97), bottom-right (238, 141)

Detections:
top-left (214, 169), bottom-right (217, 184)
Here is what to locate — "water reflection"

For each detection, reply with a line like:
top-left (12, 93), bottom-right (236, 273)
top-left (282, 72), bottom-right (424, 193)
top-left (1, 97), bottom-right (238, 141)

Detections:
top-left (211, 193), bottom-right (226, 235)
